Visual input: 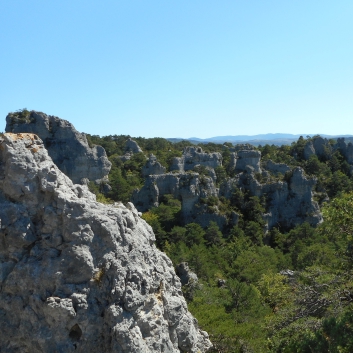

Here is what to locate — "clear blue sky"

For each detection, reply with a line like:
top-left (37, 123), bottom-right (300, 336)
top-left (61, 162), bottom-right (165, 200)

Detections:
top-left (1, 1), bottom-right (352, 138)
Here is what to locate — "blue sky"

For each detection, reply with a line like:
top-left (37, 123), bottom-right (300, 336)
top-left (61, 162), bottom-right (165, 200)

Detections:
top-left (1, 1), bottom-right (352, 138)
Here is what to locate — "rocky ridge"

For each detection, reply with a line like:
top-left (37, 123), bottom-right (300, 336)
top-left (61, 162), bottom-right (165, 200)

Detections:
top-left (303, 136), bottom-right (353, 165)
top-left (0, 133), bottom-right (211, 353)
top-left (133, 145), bottom-right (323, 231)
top-left (5, 110), bottom-right (111, 184)
top-left (170, 146), bottom-right (222, 173)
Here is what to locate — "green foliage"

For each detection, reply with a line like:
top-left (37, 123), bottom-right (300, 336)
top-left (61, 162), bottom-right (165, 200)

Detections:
top-left (82, 132), bottom-right (353, 352)
top-left (88, 181), bottom-right (112, 204)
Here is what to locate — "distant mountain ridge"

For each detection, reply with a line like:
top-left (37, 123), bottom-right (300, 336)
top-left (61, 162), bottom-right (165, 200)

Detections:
top-left (168, 133), bottom-right (353, 146)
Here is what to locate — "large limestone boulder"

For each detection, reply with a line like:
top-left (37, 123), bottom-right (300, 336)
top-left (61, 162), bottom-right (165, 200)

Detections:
top-left (124, 138), bottom-right (143, 154)
top-left (5, 110), bottom-right (111, 184)
top-left (0, 133), bottom-right (212, 353)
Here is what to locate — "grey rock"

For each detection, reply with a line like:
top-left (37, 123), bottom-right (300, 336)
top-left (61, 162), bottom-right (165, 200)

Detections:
top-left (0, 133), bottom-right (212, 353)
top-left (234, 150), bottom-right (261, 174)
top-left (5, 111), bottom-right (111, 184)
top-left (336, 138), bottom-right (353, 164)
top-left (119, 153), bottom-right (133, 162)
top-left (304, 137), bottom-right (332, 160)
top-left (170, 157), bottom-right (185, 173)
top-left (170, 147), bottom-right (222, 172)
top-left (176, 263), bottom-right (198, 286)
top-left (124, 138), bottom-right (143, 154)
top-left (229, 152), bottom-right (237, 169)
top-left (132, 172), bottom-right (227, 228)
top-left (142, 154), bottom-right (166, 177)
top-left (303, 141), bottom-right (316, 160)
top-left (264, 159), bottom-right (291, 175)
top-left (220, 167), bottom-right (322, 230)
top-left (262, 167), bottom-right (322, 229)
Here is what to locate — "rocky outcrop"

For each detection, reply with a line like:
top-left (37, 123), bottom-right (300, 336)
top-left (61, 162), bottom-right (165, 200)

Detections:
top-left (302, 136), bottom-right (353, 166)
top-left (117, 138), bottom-right (144, 162)
top-left (176, 263), bottom-right (198, 287)
top-left (135, 149), bottom-right (320, 231)
top-left (125, 138), bottom-right (143, 154)
top-left (264, 159), bottom-right (291, 175)
top-left (221, 166), bottom-right (322, 230)
top-left (170, 147), bottom-right (222, 172)
top-left (304, 137), bottom-right (332, 160)
top-left (234, 150), bottom-right (261, 174)
top-left (336, 138), bottom-right (353, 164)
top-left (132, 172), bottom-right (227, 228)
top-left (142, 154), bottom-right (166, 177)
top-left (5, 110), bottom-right (111, 184)
top-left (0, 133), bottom-right (212, 353)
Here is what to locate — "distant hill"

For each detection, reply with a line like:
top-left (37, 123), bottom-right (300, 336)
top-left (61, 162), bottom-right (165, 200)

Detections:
top-left (168, 133), bottom-right (353, 146)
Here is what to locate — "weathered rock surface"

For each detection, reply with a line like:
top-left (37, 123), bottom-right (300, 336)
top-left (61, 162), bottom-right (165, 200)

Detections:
top-left (170, 146), bottom-right (222, 172)
top-left (5, 110), bottom-right (111, 184)
top-left (304, 137), bottom-right (332, 160)
top-left (176, 263), bottom-right (198, 287)
top-left (336, 138), bottom-right (353, 164)
top-left (134, 146), bottom-right (321, 231)
top-left (234, 150), bottom-right (261, 174)
top-left (220, 166), bottom-right (322, 230)
top-left (124, 138), bottom-right (143, 154)
top-left (264, 159), bottom-right (291, 175)
top-left (132, 172), bottom-right (226, 228)
top-left (301, 136), bottom-right (353, 170)
top-left (142, 154), bottom-right (166, 177)
top-left (0, 133), bottom-right (211, 353)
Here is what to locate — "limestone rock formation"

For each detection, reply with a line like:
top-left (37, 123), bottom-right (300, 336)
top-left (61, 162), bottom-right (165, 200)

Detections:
top-left (142, 154), bottom-right (166, 177)
top-left (134, 147), bottom-right (321, 231)
top-left (221, 166), bottom-right (322, 230)
top-left (302, 136), bottom-right (353, 169)
top-left (304, 137), bottom-right (332, 160)
top-left (132, 172), bottom-right (227, 228)
top-left (234, 150), bottom-right (261, 174)
top-left (170, 146), bottom-right (222, 172)
top-left (176, 263), bottom-right (198, 287)
top-left (124, 138), bottom-right (143, 154)
top-left (264, 159), bottom-right (291, 175)
top-left (336, 138), bottom-right (353, 164)
top-left (5, 110), bottom-right (111, 184)
top-left (0, 133), bottom-right (212, 353)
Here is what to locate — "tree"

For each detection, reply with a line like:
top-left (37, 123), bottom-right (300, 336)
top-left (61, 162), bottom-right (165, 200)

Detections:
top-left (204, 221), bottom-right (223, 246)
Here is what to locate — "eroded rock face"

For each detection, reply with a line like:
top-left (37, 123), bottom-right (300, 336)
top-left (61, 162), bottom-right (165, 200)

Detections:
top-left (124, 138), bottom-right (143, 154)
top-left (0, 133), bottom-right (212, 353)
top-left (142, 154), bottom-right (166, 177)
top-left (132, 172), bottom-right (226, 228)
top-left (264, 159), bottom-right (291, 175)
top-left (234, 150), bottom-right (261, 174)
top-left (336, 138), bottom-right (353, 164)
top-left (5, 110), bottom-right (111, 184)
top-left (170, 146), bottom-right (222, 172)
top-left (220, 166), bottom-right (322, 230)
